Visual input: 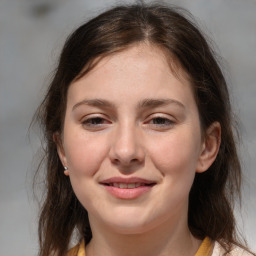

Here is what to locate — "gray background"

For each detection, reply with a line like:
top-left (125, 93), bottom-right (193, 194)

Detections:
top-left (0, 0), bottom-right (255, 255)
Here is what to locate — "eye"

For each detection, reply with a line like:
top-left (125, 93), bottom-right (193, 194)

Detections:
top-left (151, 117), bottom-right (173, 126)
top-left (84, 117), bottom-right (105, 125)
top-left (82, 116), bottom-right (111, 130)
top-left (145, 115), bottom-right (175, 130)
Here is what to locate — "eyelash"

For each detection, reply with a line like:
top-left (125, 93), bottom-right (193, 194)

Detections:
top-left (148, 117), bottom-right (174, 127)
top-left (81, 115), bottom-right (175, 130)
top-left (82, 117), bottom-right (110, 127)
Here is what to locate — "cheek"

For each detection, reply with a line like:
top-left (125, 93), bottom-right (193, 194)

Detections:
top-left (63, 132), bottom-right (110, 210)
top-left (64, 131), bottom-right (109, 177)
top-left (147, 132), bottom-right (201, 212)
top-left (148, 130), bottom-right (201, 176)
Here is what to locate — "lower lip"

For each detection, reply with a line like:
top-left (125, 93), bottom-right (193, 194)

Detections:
top-left (102, 185), bottom-right (153, 199)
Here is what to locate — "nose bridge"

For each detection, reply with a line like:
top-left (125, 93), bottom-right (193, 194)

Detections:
top-left (110, 119), bottom-right (144, 166)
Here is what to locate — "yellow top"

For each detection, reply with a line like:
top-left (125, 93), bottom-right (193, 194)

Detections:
top-left (195, 237), bottom-right (213, 256)
top-left (67, 237), bottom-right (212, 256)
top-left (67, 239), bottom-right (86, 256)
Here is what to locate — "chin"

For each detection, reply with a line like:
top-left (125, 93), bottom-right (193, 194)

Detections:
top-left (102, 210), bottom-right (162, 235)
top-left (107, 221), bottom-right (153, 235)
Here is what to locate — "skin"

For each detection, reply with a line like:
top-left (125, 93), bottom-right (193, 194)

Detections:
top-left (56, 44), bottom-right (221, 256)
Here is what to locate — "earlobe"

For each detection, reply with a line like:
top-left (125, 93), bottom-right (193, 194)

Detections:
top-left (63, 166), bottom-right (69, 176)
top-left (196, 122), bottom-right (221, 173)
top-left (53, 133), bottom-right (69, 176)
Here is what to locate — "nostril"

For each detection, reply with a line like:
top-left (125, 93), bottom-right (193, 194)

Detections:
top-left (112, 158), bottom-right (138, 165)
top-left (112, 158), bottom-right (120, 165)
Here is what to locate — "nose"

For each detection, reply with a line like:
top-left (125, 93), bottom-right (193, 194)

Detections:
top-left (109, 123), bottom-right (145, 172)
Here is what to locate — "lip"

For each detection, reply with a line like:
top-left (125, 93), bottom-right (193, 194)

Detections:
top-left (100, 177), bottom-right (156, 184)
top-left (100, 177), bottom-right (156, 200)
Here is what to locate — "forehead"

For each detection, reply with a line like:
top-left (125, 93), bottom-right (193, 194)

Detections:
top-left (67, 43), bottom-right (194, 106)
top-left (74, 43), bottom-right (190, 84)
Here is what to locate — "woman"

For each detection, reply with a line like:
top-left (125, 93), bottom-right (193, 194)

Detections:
top-left (34, 3), bottom-right (255, 256)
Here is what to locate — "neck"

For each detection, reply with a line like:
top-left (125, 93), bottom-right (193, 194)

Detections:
top-left (86, 214), bottom-right (201, 256)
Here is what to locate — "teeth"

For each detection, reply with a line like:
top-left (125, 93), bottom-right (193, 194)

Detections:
top-left (119, 183), bottom-right (127, 188)
top-left (113, 183), bottom-right (119, 188)
top-left (128, 183), bottom-right (135, 188)
top-left (110, 183), bottom-right (145, 188)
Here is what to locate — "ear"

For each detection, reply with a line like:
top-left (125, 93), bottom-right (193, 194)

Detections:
top-left (196, 122), bottom-right (221, 173)
top-left (53, 132), bottom-right (69, 176)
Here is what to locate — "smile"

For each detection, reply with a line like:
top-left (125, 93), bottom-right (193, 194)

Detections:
top-left (100, 177), bottom-right (156, 199)
top-left (104, 183), bottom-right (154, 189)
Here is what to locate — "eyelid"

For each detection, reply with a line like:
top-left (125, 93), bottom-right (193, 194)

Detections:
top-left (81, 114), bottom-right (112, 128)
top-left (143, 113), bottom-right (176, 129)
top-left (144, 112), bottom-right (176, 122)
top-left (80, 113), bottom-right (110, 121)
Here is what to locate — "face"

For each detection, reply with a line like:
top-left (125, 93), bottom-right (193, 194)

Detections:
top-left (57, 44), bottom-right (218, 235)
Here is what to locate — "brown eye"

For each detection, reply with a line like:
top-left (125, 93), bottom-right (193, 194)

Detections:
top-left (152, 117), bottom-right (172, 125)
top-left (150, 117), bottom-right (173, 126)
top-left (82, 116), bottom-right (111, 130)
top-left (83, 117), bottom-right (105, 125)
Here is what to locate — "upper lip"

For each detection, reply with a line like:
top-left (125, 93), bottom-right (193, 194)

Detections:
top-left (100, 177), bottom-right (156, 185)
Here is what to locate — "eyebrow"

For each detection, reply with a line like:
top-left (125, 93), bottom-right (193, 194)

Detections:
top-left (72, 99), bottom-right (114, 111)
top-left (72, 98), bottom-right (185, 111)
top-left (137, 98), bottom-right (185, 109)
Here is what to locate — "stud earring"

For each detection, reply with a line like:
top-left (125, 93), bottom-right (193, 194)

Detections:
top-left (64, 166), bottom-right (69, 176)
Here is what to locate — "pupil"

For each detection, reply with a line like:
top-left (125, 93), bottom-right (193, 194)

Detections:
top-left (154, 118), bottom-right (165, 124)
top-left (92, 118), bottom-right (102, 124)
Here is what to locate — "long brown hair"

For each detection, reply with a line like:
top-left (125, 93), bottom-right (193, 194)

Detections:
top-left (34, 3), bottom-right (249, 256)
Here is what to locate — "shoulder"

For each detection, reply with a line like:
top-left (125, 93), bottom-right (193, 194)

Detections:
top-left (66, 239), bottom-right (86, 256)
top-left (212, 241), bottom-right (255, 256)
top-left (66, 244), bottom-right (79, 256)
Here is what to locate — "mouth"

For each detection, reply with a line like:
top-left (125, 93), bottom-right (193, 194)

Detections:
top-left (99, 177), bottom-right (156, 199)
top-left (102, 182), bottom-right (156, 189)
